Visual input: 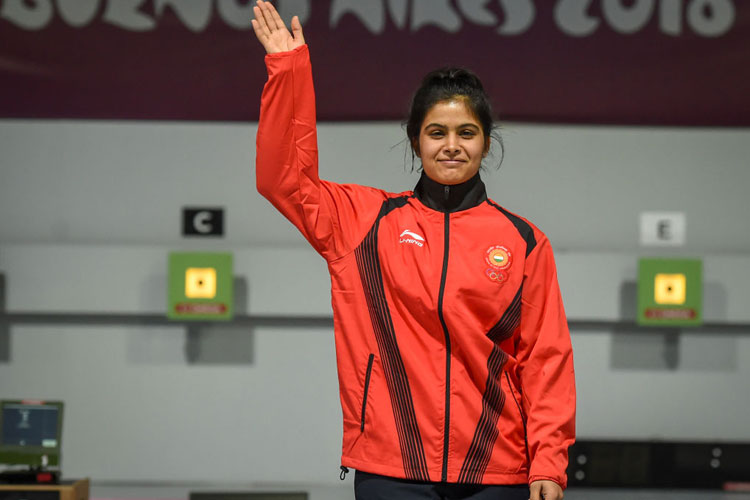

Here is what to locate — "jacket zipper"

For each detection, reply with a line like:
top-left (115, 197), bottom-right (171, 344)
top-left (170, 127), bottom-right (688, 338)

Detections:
top-left (438, 210), bottom-right (452, 482)
top-left (360, 353), bottom-right (375, 432)
top-left (505, 371), bottom-right (531, 466)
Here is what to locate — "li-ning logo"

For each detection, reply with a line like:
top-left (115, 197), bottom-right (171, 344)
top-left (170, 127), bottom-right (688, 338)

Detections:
top-left (399, 229), bottom-right (425, 247)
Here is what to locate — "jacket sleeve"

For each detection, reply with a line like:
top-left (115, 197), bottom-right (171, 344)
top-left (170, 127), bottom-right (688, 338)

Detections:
top-left (255, 44), bottom-right (386, 261)
top-left (515, 234), bottom-right (576, 489)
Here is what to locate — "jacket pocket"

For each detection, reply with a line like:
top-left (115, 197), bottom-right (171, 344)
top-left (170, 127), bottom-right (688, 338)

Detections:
top-left (360, 353), bottom-right (375, 432)
top-left (504, 371), bottom-right (530, 465)
top-left (504, 372), bottom-right (527, 422)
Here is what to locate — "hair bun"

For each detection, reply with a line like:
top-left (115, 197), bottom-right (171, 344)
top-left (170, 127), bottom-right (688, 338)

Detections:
top-left (422, 67), bottom-right (485, 93)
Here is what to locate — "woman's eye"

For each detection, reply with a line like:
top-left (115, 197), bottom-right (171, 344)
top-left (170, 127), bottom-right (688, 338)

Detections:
top-left (460, 130), bottom-right (476, 138)
top-left (429, 130), bottom-right (444, 137)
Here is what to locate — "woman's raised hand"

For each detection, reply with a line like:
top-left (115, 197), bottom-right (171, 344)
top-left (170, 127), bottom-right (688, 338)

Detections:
top-left (251, 0), bottom-right (305, 54)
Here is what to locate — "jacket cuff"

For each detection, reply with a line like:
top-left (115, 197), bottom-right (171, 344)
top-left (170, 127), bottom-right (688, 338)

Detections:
top-left (529, 475), bottom-right (567, 490)
top-left (263, 43), bottom-right (308, 61)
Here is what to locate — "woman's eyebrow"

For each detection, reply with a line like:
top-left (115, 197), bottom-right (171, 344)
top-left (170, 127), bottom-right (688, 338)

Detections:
top-left (424, 122), bottom-right (480, 129)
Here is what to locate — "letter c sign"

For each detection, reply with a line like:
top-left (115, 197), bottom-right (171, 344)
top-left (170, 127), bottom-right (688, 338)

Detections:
top-left (182, 207), bottom-right (224, 237)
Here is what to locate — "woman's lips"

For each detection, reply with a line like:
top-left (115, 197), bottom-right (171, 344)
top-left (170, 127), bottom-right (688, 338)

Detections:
top-left (438, 159), bottom-right (465, 167)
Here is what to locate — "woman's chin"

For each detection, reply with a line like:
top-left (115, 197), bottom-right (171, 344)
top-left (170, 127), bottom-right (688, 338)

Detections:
top-left (423, 164), bottom-right (480, 185)
top-left (435, 172), bottom-right (470, 185)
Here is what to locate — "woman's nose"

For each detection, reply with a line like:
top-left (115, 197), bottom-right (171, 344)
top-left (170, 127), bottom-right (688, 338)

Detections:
top-left (444, 135), bottom-right (460, 154)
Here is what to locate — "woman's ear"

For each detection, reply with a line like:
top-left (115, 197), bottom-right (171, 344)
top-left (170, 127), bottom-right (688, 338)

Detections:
top-left (411, 138), bottom-right (420, 158)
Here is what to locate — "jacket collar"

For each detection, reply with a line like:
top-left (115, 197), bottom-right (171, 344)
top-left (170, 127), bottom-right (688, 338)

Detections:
top-left (413, 172), bottom-right (487, 213)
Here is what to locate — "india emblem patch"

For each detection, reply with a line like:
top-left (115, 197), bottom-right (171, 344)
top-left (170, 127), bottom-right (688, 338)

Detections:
top-left (485, 245), bottom-right (511, 283)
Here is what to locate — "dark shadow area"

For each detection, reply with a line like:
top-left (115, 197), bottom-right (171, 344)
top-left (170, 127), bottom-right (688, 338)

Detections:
top-left (615, 280), bottom-right (681, 370)
top-left (567, 440), bottom-right (750, 489)
top-left (182, 277), bottom-right (335, 365)
top-left (602, 281), bottom-right (741, 371)
top-left (185, 276), bottom-right (254, 365)
top-left (619, 281), bottom-right (638, 322)
top-left (610, 327), bottom-right (680, 371)
top-left (704, 281), bottom-right (729, 320)
top-left (185, 321), bottom-right (256, 365)
top-left (0, 273), bottom-right (9, 363)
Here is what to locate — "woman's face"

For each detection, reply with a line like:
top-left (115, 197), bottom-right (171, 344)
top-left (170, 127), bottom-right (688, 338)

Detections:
top-left (416, 99), bottom-right (488, 185)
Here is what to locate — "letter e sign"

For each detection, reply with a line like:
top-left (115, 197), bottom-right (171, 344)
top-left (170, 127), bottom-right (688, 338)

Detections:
top-left (183, 207), bottom-right (224, 237)
top-left (640, 212), bottom-right (685, 247)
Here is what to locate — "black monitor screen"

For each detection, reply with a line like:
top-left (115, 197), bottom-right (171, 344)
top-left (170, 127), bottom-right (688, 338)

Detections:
top-left (1, 404), bottom-right (60, 448)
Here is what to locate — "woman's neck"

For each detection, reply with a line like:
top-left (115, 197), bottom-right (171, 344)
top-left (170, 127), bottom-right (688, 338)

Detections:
top-left (413, 172), bottom-right (487, 212)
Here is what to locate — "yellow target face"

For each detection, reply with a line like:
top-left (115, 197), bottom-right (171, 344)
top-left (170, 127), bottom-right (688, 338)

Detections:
top-left (654, 273), bottom-right (686, 305)
top-left (185, 267), bottom-right (217, 299)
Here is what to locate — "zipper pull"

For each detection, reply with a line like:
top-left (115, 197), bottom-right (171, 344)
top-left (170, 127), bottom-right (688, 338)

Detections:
top-left (339, 466), bottom-right (349, 480)
top-left (444, 185), bottom-right (450, 201)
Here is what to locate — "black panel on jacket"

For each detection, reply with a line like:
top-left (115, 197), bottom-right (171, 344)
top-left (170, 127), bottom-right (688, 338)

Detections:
top-left (487, 200), bottom-right (537, 256)
top-left (413, 172), bottom-right (487, 213)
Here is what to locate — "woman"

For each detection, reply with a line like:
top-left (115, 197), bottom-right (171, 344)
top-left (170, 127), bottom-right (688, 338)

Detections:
top-left (252, 2), bottom-right (575, 499)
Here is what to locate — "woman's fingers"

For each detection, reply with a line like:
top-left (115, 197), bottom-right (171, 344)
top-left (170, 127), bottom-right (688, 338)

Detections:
top-left (252, 1), bottom-right (285, 53)
top-left (268, 2), bottom-right (286, 32)
top-left (290, 15), bottom-right (305, 44)
top-left (250, 18), bottom-right (265, 44)
top-left (251, 6), bottom-right (274, 52)
top-left (258, 1), bottom-right (280, 34)
top-left (251, 6), bottom-right (269, 38)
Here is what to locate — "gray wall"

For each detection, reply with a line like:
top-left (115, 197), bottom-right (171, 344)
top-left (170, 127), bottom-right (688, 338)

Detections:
top-left (1, 119), bottom-right (749, 483)
top-left (2, 120), bottom-right (750, 252)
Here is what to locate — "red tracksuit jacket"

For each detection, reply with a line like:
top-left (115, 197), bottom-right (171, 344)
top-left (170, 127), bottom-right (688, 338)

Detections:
top-left (256, 45), bottom-right (576, 488)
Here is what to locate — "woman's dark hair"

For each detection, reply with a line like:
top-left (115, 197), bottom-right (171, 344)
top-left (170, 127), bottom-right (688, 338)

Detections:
top-left (405, 67), bottom-right (503, 169)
